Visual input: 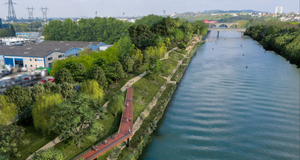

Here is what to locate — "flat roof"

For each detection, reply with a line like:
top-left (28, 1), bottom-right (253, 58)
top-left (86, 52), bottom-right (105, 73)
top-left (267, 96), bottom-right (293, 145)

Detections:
top-left (0, 41), bottom-right (100, 57)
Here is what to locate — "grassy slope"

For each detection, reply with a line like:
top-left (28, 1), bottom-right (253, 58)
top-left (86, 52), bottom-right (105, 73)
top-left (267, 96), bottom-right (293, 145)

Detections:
top-left (132, 73), bottom-right (166, 122)
top-left (160, 59), bottom-right (179, 77)
top-left (14, 126), bottom-right (57, 160)
top-left (169, 51), bottom-right (184, 61)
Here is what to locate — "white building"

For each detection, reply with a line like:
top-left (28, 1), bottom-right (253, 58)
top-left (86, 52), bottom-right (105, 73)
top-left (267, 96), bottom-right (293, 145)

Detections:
top-left (275, 6), bottom-right (283, 14)
top-left (99, 45), bottom-right (113, 51)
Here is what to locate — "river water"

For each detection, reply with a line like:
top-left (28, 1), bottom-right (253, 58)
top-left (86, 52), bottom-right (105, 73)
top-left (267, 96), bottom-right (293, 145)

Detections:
top-left (139, 31), bottom-right (300, 160)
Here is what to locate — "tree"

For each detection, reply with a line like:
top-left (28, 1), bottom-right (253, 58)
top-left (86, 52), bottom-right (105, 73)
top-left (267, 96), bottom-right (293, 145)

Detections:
top-left (3, 86), bottom-right (32, 112)
top-left (112, 61), bottom-right (126, 83)
top-left (131, 49), bottom-right (143, 65)
top-left (54, 69), bottom-right (74, 84)
top-left (0, 95), bottom-right (17, 125)
top-left (94, 58), bottom-right (108, 68)
top-left (88, 66), bottom-right (108, 89)
top-left (80, 80), bottom-right (104, 101)
top-left (44, 81), bottom-right (56, 93)
top-left (64, 61), bottom-right (86, 82)
top-left (147, 58), bottom-right (162, 82)
top-left (120, 55), bottom-right (135, 73)
top-left (0, 156), bottom-right (9, 160)
top-left (60, 82), bottom-right (76, 100)
top-left (103, 65), bottom-right (117, 84)
top-left (128, 24), bottom-right (155, 50)
top-left (50, 94), bottom-right (103, 148)
top-left (178, 42), bottom-right (187, 50)
top-left (107, 92), bottom-right (124, 117)
top-left (142, 50), bottom-right (150, 64)
top-left (30, 148), bottom-right (65, 160)
top-left (31, 84), bottom-right (45, 103)
top-left (164, 37), bottom-right (171, 47)
top-left (32, 93), bottom-right (62, 134)
top-left (116, 36), bottom-right (134, 58)
top-left (135, 14), bottom-right (164, 27)
top-left (0, 125), bottom-right (25, 158)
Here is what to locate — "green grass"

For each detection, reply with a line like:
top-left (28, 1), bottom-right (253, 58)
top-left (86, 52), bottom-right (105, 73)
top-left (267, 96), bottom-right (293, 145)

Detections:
top-left (160, 59), bottom-right (179, 77)
top-left (132, 73), bottom-right (166, 122)
top-left (169, 51), bottom-right (184, 61)
top-left (54, 113), bottom-right (121, 160)
top-left (14, 126), bottom-right (58, 160)
top-left (97, 149), bottom-right (112, 160)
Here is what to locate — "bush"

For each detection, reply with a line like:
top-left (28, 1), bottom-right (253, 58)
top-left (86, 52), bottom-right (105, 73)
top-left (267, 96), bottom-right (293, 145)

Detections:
top-left (178, 42), bottom-right (187, 50)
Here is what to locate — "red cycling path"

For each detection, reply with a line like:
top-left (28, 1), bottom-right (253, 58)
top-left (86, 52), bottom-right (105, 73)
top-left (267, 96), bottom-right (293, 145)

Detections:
top-left (76, 86), bottom-right (133, 160)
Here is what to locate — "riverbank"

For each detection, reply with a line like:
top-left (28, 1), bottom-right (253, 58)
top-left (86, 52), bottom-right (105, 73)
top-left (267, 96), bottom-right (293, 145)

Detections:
top-left (244, 25), bottom-right (300, 67)
top-left (111, 40), bottom-right (202, 160)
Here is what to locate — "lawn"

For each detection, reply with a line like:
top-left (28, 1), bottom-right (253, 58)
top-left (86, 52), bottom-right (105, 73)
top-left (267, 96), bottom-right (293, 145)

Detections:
top-left (169, 51), bottom-right (184, 61)
top-left (132, 73), bottom-right (166, 122)
top-left (160, 59), bottom-right (179, 77)
top-left (14, 126), bottom-right (58, 160)
top-left (54, 112), bottom-right (122, 160)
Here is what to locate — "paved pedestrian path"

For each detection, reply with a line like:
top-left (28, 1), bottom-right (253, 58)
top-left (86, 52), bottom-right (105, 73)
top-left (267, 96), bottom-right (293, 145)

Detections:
top-left (74, 87), bottom-right (133, 160)
top-left (160, 47), bottom-right (178, 61)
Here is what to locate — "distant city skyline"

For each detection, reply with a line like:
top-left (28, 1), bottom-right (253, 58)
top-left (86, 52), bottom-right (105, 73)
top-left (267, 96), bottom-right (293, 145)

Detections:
top-left (0, 0), bottom-right (299, 19)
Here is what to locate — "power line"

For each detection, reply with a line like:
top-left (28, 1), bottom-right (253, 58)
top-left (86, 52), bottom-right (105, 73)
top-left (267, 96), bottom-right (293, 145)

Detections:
top-left (4, 0), bottom-right (17, 21)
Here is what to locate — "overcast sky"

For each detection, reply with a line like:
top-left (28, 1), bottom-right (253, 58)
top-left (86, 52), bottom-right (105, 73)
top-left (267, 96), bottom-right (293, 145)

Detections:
top-left (0, 0), bottom-right (299, 18)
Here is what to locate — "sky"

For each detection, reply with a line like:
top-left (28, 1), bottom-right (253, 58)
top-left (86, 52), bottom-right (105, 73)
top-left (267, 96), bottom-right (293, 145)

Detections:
top-left (0, 0), bottom-right (299, 18)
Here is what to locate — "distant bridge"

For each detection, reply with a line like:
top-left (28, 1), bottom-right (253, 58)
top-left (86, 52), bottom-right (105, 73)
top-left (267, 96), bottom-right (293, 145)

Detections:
top-left (211, 23), bottom-right (238, 28)
top-left (208, 28), bottom-right (247, 32)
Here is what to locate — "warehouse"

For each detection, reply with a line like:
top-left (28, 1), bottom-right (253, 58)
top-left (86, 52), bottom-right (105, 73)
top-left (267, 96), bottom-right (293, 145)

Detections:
top-left (0, 41), bottom-right (107, 70)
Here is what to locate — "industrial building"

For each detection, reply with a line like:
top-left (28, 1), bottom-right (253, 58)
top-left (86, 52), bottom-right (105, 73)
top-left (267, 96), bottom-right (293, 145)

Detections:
top-left (16, 32), bottom-right (42, 39)
top-left (0, 41), bottom-right (107, 70)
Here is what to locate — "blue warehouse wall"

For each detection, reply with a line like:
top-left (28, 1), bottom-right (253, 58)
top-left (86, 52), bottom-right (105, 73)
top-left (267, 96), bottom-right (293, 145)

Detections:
top-left (65, 48), bottom-right (82, 57)
top-left (87, 44), bottom-right (98, 51)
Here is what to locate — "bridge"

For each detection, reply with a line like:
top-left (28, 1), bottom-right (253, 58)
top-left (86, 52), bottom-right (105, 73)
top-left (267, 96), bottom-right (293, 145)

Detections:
top-left (208, 28), bottom-right (246, 32)
top-left (211, 23), bottom-right (238, 28)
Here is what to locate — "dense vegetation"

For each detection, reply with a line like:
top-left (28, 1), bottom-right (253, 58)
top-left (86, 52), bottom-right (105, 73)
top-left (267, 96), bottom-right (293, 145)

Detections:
top-left (0, 24), bottom-right (16, 37)
top-left (245, 25), bottom-right (300, 66)
top-left (43, 17), bottom-right (132, 44)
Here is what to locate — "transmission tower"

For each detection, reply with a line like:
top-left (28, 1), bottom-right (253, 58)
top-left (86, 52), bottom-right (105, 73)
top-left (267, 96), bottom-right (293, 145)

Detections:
top-left (4, 0), bottom-right (17, 21)
top-left (41, 7), bottom-right (48, 21)
top-left (27, 7), bottom-right (34, 20)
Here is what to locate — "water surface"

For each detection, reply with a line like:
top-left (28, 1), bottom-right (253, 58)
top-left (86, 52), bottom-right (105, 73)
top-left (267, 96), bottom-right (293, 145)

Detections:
top-left (139, 31), bottom-right (300, 160)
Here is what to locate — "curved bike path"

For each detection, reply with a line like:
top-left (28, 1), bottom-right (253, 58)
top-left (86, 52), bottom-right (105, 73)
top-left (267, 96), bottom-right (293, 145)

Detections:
top-left (74, 86), bottom-right (133, 160)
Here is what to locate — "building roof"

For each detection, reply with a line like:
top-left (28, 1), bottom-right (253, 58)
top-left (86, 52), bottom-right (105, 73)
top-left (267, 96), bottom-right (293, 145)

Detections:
top-left (0, 41), bottom-right (101, 57)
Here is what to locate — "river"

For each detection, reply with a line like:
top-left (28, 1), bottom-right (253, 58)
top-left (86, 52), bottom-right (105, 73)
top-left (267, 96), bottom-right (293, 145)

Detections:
top-left (139, 31), bottom-right (300, 160)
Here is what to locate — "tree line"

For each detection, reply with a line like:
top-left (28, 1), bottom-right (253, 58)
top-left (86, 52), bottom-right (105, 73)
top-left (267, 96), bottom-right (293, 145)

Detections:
top-left (245, 25), bottom-right (300, 66)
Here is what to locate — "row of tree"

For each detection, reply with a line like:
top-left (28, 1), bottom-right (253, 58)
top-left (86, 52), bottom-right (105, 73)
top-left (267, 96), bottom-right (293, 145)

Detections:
top-left (245, 25), bottom-right (300, 66)
top-left (43, 17), bottom-right (132, 44)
